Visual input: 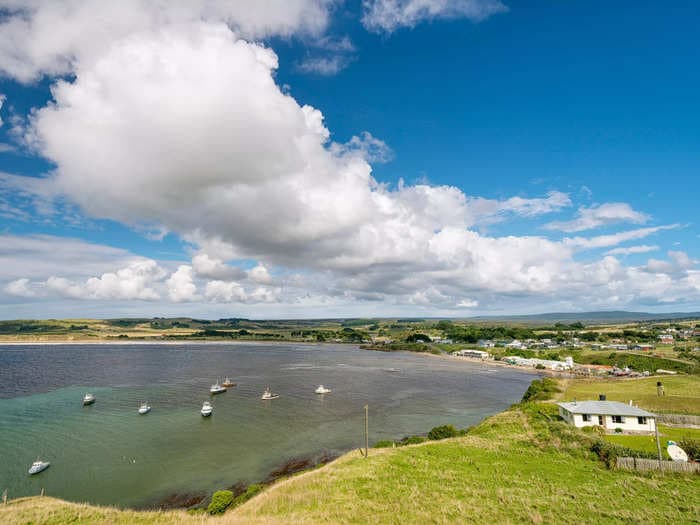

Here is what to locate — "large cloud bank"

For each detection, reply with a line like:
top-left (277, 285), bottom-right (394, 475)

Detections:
top-left (0, 1), bottom-right (697, 314)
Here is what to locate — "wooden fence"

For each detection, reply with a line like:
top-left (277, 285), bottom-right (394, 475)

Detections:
top-left (616, 457), bottom-right (700, 473)
top-left (657, 413), bottom-right (700, 427)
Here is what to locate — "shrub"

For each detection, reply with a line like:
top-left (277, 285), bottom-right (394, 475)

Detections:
top-left (207, 490), bottom-right (233, 515)
top-left (373, 440), bottom-right (395, 448)
top-left (231, 484), bottom-right (264, 508)
top-left (614, 427), bottom-right (623, 433)
top-left (428, 424), bottom-right (459, 440)
top-left (401, 435), bottom-right (428, 445)
top-left (521, 378), bottom-right (561, 402)
top-left (677, 438), bottom-right (700, 461)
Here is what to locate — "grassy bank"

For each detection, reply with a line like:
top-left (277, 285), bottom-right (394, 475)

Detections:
top-left (3, 402), bottom-right (699, 524)
top-left (557, 375), bottom-right (700, 414)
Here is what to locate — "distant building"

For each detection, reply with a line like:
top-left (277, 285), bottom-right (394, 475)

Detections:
top-left (477, 339), bottom-right (496, 348)
top-left (659, 334), bottom-right (674, 344)
top-left (633, 343), bottom-right (654, 351)
top-left (504, 356), bottom-right (574, 370)
top-left (454, 349), bottom-right (491, 360)
top-left (505, 339), bottom-right (524, 349)
top-left (557, 399), bottom-right (656, 434)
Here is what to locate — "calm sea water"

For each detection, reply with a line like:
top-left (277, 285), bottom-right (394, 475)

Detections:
top-left (0, 343), bottom-right (534, 508)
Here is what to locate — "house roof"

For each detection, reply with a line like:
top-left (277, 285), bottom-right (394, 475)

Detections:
top-left (557, 400), bottom-right (655, 417)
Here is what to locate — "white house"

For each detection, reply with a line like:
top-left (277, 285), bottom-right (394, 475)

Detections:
top-left (557, 399), bottom-right (656, 434)
top-left (454, 349), bottom-right (491, 359)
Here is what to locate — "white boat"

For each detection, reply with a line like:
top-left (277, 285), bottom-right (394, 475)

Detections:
top-left (28, 459), bottom-right (50, 475)
top-left (261, 388), bottom-right (280, 400)
top-left (222, 377), bottom-right (236, 387)
top-left (315, 385), bottom-right (332, 394)
top-left (209, 381), bottom-right (227, 395)
top-left (138, 402), bottom-right (151, 415)
top-left (667, 441), bottom-right (689, 462)
top-left (82, 393), bottom-right (96, 405)
top-left (201, 401), bottom-right (213, 417)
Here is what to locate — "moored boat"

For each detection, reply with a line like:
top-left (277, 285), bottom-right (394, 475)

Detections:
top-left (82, 393), bottom-right (96, 405)
top-left (210, 381), bottom-right (227, 395)
top-left (28, 459), bottom-right (50, 475)
top-left (315, 385), bottom-right (332, 394)
top-left (222, 377), bottom-right (236, 387)
top-left (261, 388), bottom-right (280, 400)
top-left (201, 401), bottom-right (213, 417)
top-left (138, 402), bottom-right (151, 415)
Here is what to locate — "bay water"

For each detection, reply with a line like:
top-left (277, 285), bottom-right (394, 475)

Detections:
top-left (0, 343), bottom-right (534, 507)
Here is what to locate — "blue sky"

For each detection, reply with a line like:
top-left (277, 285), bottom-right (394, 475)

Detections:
top-left (0, 0), bottom-right (698, 318)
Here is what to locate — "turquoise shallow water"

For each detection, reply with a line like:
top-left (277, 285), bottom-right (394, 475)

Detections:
top-left (0, 343), bottom-right (534, 508)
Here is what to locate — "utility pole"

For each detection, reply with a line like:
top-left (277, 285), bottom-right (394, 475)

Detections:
top-left (654, 419), bottom-right (662, 464)
top-left (364, 404), bottom-right (369, 458)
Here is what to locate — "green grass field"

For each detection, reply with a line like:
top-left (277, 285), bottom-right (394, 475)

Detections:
top-left (558, 375), bottom-right (700, 414)
top-left (3, 404), bottom-right (699, 524)
top-left (605, 425), bottom-right (700, 457)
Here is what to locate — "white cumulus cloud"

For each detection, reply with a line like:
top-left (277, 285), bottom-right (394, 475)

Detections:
top-left (45, 259), bottom-right (166, 300)
top-left (4, 278), bottom-right (37, 298)
top-left (166, 265), bottom-right (198, 302)
top-left (0, 0), bottom-right (333, 82)
top-left (545, 202), bottom-right (650, 232)
top-left (362, 0), bottom-right (508, 33)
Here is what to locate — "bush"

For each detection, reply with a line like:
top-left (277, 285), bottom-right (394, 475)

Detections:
top-left (231, 484), bottom-right (264, 508)
top-left (373, 440), bottom-right (395, 448)
top-left (401, 435), bottom-right (428, 445)
top-left (614, 427), bottom-right (623, 433)
top-left (678, 438), bottom-right (700, 461)
top-left (207, 490), bottom-right (233, 515)
top-left (521, 378), bottom-right (560, 402)
top-left (428, 424), bottom-right (459, 440)
top-left (581, 425), bottom-right (606, 436)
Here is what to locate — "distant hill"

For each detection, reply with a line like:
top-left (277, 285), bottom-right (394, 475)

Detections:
top-left (466, 310), bottom-right (700, 324)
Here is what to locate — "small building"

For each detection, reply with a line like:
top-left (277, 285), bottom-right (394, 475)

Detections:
top-left (454, 349), bottom-right (491, 359)
top-left (505, 339), bottom-right (524, 349)
top-left (557, 399), bottom-right (656, 434)
top-left (477, 339), bottom-right (496, 348)
top-left (659, 334), bottom-right (674, 344)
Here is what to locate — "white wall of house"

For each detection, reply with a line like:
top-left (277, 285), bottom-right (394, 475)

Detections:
top-left (558, 407), bottom-right (656, 433)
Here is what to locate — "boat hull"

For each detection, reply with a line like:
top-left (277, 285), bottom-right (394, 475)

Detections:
top-left (83, 399), bottom-right (95, 406)
top-left (28, 463), bottom-right (50, 475)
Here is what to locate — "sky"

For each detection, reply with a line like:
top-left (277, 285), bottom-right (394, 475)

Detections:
top-left (0, 0), bottom-right (698, 319)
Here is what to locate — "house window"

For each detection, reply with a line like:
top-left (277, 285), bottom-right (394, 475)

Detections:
top-left (598, 415), bottom-right (603, 425)
top-left (612, 415), bottom-right (624, 424)
top-left (637, 417), bottom-right (647, 425)
top-left (582, 414), bottom-right (591, 422)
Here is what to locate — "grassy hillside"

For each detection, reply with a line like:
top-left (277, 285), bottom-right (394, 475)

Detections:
top-left (3, 403), bottom-right (699, 524)
top-left (557, 375), bottom-right (700, 414)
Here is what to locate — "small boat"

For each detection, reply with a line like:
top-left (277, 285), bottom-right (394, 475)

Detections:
top-left (28, 458), bottom-right (50, 475)
top-left (315, 385), bottom-right (332, 394)
top-left (201, 401), bottom-right (213, 417)
top-left (82, 393), bottom-right (96, 405)
top-left (222, 377), bottom-right (236, 387)
top-left (383, 368), bottom-right (400, 373)
top-left (261, 388), bottom-right (280, 400)
top-left (210, 381), bottom-right (227, 395)
top-left (667, 440), bottom-right (689, 462)
top-left (138, 402), bottom-right (151, 415)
